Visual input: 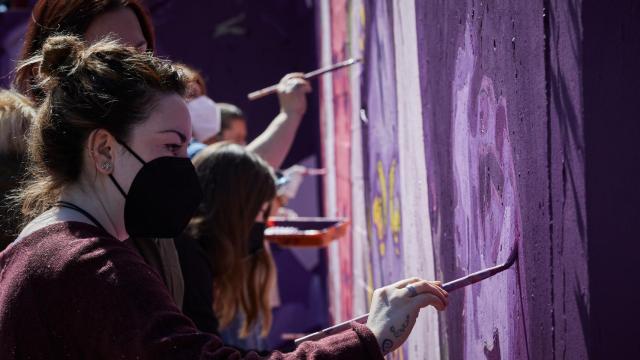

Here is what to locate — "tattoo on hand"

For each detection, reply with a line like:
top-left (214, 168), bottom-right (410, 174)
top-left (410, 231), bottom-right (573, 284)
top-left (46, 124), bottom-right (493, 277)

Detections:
top-left (390, 315), bottom-right (411, 338)
top-left (381, 339), bottom-right (394, 353)
top-left (380, 292), bottom-right (389, 306)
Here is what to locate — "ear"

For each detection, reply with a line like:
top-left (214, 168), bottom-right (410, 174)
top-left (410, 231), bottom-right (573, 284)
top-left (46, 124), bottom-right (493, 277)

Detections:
top-left (87, 128), bottom-right (117, 175)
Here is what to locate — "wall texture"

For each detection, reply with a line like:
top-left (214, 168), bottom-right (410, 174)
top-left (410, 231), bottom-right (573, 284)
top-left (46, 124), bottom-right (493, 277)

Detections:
top-left (417, 1), bottom-right (552, 358)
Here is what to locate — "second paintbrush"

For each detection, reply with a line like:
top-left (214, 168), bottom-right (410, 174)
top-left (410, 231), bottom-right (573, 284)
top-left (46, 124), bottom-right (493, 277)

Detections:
top-left (247, 58), bottom-right (361, 101)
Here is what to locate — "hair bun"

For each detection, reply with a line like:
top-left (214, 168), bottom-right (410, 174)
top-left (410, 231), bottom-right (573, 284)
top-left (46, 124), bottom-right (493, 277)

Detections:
top-left (39, 35), bottom-right (84, 79)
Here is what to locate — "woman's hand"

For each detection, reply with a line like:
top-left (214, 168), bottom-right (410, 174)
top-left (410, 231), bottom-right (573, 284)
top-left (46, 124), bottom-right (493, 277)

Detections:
top-left (366, 278), bottom-right (448, 355)
top-left (277, 73), bottom-right (311, 117)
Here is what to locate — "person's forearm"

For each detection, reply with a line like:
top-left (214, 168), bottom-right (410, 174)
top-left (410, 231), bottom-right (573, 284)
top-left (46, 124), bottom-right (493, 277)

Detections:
top-left (247, 111), bottom-right (303, 169)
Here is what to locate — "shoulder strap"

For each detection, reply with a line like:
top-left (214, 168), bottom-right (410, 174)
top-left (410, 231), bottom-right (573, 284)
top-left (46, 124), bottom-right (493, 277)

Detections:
top-left (54, 201), bottom-right (108, 235)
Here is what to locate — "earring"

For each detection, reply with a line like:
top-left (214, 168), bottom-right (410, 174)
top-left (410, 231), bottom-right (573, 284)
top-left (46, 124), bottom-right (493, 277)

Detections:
top-left (100, 162), bottom-right (112, 171)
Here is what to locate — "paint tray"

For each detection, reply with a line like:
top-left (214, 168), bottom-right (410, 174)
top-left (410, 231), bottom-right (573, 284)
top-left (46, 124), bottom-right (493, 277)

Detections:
top-left (265, 217), bottom-right (350, 247)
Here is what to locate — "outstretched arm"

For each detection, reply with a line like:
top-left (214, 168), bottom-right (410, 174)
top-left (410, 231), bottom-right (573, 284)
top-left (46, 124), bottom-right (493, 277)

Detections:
top-left (247, 73), bottom-right (311, 169)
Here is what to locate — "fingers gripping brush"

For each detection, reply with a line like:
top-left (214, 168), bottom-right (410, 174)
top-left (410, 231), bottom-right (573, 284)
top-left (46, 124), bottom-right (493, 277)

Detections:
top-left (294, 247), bottom-right (519, 346)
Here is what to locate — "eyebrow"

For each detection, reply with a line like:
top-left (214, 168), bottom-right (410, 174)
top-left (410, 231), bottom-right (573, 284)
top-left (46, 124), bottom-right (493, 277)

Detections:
top-left (159, 130), bottom-right (187, 143)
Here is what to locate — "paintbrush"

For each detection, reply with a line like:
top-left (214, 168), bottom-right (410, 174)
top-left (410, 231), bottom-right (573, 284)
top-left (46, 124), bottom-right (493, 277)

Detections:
top-left (247, 58), bottom-right (361, 101)
top-left (293, 247), bottom-right (519, 346)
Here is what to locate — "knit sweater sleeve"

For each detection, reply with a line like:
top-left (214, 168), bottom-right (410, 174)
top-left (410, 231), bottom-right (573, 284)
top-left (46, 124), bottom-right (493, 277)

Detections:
top-left (51, 229), bottom-right (384, 359)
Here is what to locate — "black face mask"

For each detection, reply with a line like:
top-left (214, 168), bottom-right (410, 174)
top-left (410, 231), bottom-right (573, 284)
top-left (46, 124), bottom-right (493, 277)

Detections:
top-left (109, 139), bottom-right (203, 238)
top-left (247, 222), bottom-right (266, 256)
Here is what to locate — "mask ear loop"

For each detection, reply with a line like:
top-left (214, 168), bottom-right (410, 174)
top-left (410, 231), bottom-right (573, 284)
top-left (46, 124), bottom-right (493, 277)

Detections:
top-left (108, 139), bottom-right (147, 198)
top-left (115, 138), bottom-right (147, 164)
top-left (109, 174), bottom-right (128, 198)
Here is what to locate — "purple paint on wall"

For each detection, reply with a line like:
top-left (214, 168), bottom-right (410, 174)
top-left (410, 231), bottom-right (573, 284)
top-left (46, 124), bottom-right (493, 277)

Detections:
top-left (451, 28), bottom-right (526, 354)
top-left (416, 0), bottom-right (569, 358)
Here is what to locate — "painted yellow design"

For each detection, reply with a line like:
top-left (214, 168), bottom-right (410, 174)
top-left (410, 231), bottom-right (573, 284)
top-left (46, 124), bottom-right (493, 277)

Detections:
top-left (372, 159), bottom-right (402, 257)
top-left (388, 160), bottom-right (401, 243)
top-left (372, 162), bottom-right (386, 254)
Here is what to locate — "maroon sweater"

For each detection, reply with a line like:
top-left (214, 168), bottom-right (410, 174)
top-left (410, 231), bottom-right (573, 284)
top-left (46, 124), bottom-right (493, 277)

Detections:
top-left (0, 222), bottom-right (383, 359)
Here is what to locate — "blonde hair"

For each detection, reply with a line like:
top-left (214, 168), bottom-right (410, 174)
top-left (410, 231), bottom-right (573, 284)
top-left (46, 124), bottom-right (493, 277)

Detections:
top-left (0, 90), bottom-right (35, 155)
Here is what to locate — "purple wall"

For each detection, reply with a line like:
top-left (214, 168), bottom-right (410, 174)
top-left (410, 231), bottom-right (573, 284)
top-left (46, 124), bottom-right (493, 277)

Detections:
top-left (416, 0), bottom-right (589, 358)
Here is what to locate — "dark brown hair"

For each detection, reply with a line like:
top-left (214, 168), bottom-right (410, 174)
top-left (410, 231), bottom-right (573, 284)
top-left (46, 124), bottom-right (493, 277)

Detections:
top-left (188, 143), bottom-right (276, 337)
top-left (16, 35), bottom-right (185, 222)
top-left (14, 0), bottom-right (155, 98)
top-left (175, 63), bottom-right (208, 100)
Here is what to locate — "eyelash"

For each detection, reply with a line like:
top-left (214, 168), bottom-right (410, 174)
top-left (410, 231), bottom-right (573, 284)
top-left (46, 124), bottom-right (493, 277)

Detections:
top-left (165, 144), bottom-right (181, 153)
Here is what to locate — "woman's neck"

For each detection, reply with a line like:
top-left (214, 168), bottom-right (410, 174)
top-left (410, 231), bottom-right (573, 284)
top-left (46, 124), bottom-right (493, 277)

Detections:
top-left (58, 182), bottom-right (127, 240)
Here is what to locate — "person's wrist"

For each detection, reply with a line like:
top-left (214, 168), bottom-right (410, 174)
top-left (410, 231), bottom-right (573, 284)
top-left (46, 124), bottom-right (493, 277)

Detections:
top-left (279, 108), bottom-right (305, 119)
top-left (352, 322), bottom-right (386, 359)
top-left (366, 322), bottom-right (389, 354)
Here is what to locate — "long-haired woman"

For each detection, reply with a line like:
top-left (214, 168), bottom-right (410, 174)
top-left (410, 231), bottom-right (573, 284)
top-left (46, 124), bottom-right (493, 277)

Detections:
top-left (177, 143), bottom-right (278, 350)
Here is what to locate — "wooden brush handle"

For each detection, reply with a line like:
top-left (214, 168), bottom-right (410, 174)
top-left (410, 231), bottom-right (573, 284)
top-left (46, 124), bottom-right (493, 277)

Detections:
top-left (247, 58), bottom-right (361, 101)
top-left (247, 84), bottom-right (280, 101)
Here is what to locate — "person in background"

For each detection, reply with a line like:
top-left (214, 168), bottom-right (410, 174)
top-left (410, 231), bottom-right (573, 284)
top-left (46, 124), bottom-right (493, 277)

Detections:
top-left (174, 63), bottom-right (222, 157)
top-left (244, 72), bottom-right (310, 169)
top-left (176, 63), bottom-right (310, 170)
top-left (15, 0), bottom-right (154, 101)
top-left (214, 103), bottom-right (248, 145)
top-left (0, 34), bottom-right (448, 359)
top-left (13, 0), bottom-right (186, 306)
top-left (176, 143), bottom-right (278, 351)
top-left (0, 90), bottom-right (35, 251)
top-left (270, 165), bottom-right (321, 218)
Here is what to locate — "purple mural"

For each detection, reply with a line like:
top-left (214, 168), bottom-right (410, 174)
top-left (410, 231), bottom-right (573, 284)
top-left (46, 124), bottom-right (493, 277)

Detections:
top-left (415, 0), bottom-right (587, 358)
top-left (451, 24), bottom-right (526, 356)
